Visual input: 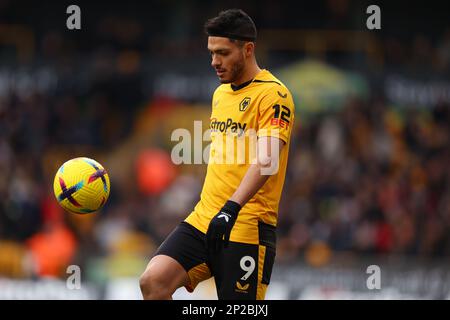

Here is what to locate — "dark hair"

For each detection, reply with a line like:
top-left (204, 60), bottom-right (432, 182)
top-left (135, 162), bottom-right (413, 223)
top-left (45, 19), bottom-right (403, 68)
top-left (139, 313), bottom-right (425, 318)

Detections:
top-left (204, 9), bottom-right (257, 42)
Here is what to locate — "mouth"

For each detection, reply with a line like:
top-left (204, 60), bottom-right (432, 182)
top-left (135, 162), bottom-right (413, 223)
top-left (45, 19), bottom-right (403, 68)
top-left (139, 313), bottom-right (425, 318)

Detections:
top-left (216, 69), bottom-right (226, 77)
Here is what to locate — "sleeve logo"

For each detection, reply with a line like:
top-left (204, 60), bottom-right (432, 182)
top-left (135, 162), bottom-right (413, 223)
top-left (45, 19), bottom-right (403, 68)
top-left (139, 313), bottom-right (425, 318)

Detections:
top-left (271, 104), bottom-right (291, 128)
top-left (277, 91), bottom-right (287, 98)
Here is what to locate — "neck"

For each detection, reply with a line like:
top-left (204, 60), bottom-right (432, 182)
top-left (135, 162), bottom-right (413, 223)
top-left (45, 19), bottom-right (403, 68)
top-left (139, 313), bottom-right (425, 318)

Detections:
top-left (232, 61), bottom-right (261, 87)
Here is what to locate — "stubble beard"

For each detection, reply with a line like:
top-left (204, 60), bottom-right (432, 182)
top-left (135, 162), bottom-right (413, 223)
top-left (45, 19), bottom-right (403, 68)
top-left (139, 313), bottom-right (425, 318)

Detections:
top-left (220, 59), bottom-right (245, 84)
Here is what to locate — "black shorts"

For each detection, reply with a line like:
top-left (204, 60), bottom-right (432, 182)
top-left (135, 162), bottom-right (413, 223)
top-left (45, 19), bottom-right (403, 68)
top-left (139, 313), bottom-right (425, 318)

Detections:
top-left (153, 221), bottom-right (276, 300)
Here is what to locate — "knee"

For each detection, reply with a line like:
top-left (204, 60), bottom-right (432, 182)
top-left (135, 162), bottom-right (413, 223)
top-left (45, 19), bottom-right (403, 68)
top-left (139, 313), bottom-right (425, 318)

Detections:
top-left (139, 270), bottom-right (172, 300)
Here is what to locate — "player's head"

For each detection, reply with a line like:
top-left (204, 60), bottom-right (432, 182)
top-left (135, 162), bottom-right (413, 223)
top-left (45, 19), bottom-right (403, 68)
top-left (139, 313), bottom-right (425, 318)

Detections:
top-left (205, 9), bottom-right (257, 84)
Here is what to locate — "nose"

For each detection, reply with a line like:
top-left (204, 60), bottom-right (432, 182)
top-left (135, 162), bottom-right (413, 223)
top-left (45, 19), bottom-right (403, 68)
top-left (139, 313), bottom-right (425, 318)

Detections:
top-left (211, 54), bottom-right (221, 68)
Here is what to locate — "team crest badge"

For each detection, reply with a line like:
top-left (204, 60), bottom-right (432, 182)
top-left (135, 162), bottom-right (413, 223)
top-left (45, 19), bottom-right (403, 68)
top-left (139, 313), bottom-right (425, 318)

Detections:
top-left (239, 97), bottom-right (251, 112)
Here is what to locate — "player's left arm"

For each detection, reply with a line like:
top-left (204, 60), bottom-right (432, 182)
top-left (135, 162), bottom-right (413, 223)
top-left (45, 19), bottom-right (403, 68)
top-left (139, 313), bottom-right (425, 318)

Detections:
top-left (229, 136), bottom-right (285, 206)
top-left (206, 87), bottom-right (294, 252)
top-left (205, 137), bottom-right (285, 253)
top-left (231, 86), bottom-right (294, 205)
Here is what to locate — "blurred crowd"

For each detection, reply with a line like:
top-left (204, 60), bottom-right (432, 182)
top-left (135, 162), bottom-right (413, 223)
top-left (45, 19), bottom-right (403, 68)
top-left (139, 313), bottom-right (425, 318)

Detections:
top-left (278, 98), bottom-right (450, 263)
top-left (1, 85), bottom-right (449, 280)
top-left (1, 0), bottom-right (450, 281)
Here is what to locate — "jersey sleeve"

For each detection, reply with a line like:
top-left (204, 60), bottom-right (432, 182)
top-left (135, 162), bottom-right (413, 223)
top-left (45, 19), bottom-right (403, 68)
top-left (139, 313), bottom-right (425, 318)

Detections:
top-left (257, 87), bottom-right (295, 144)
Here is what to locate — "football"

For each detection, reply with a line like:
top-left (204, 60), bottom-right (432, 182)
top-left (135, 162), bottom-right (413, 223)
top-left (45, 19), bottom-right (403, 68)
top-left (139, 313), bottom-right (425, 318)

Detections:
top-left (53, 157), bottom-right (110, 214)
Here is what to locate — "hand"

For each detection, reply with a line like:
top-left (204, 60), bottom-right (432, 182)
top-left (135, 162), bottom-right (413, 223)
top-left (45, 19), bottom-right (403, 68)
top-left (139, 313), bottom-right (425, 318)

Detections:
top-left (205, 200), bottom-right (241, 253)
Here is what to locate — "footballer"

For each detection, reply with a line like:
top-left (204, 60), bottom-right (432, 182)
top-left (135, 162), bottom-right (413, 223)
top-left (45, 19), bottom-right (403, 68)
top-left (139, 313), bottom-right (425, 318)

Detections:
top-left (140, 8), bottom-right (295, 300)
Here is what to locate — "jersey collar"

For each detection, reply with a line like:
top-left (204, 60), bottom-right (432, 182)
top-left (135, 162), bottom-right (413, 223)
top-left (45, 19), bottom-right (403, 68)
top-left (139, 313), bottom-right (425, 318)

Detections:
top-left (230, 78), bottom-right (253, 91)
top-left (229, 69), bottom-right (268, 91)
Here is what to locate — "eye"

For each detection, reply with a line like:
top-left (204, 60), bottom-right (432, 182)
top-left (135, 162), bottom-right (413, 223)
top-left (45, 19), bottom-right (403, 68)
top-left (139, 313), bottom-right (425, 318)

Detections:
top-left (217, 50), bottom-right (229, 56)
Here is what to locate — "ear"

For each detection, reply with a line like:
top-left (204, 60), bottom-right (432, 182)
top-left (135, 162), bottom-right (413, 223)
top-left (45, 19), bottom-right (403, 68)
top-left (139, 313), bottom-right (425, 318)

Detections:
top-left (244, 42), bottom-right (254, 58)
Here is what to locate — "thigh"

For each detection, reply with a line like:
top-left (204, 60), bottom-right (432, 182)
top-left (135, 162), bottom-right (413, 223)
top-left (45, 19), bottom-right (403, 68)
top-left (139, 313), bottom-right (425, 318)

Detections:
top-left (143, 254), bottom-right (189, 293)
top-left (154, 221), bottom-right (211, 292)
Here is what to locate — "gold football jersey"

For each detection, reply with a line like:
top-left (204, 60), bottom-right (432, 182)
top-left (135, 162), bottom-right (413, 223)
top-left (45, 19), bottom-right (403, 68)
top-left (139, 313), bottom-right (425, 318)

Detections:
top-left (185, 69), bottom-right (295, 244)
